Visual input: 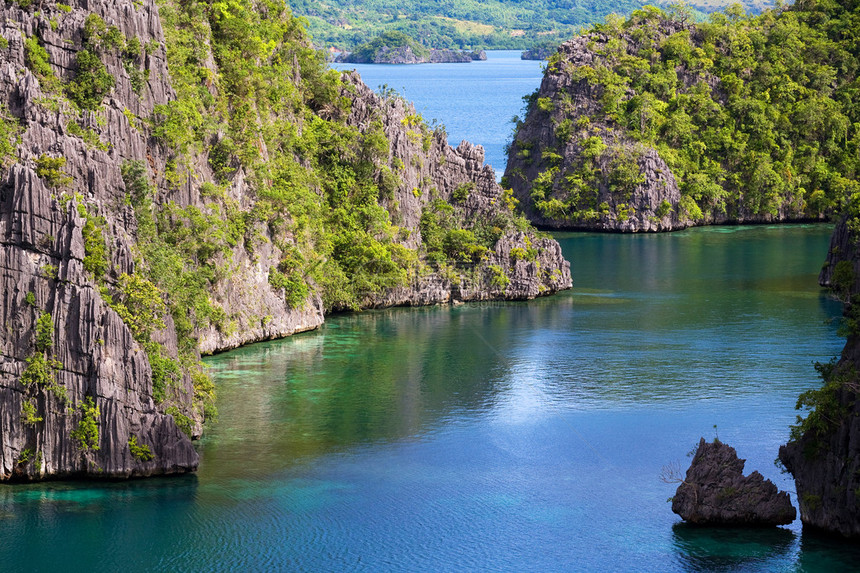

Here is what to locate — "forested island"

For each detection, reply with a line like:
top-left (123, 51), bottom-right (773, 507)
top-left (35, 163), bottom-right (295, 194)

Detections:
top-left (335, 31), bottom-right (487, 64)
top-left (506, 2), bottom-right (859, 232)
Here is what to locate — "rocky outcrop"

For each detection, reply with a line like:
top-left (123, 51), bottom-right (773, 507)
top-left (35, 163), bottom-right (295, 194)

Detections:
top-left (778, 216), bottom-right (860, 537)
top-left (337, 47), bottom-right (485, 64)
top-left (342, 72), bottom-right (571, 306)
top-left (0, 0), bottom-right (570, 481)
top-left (0, 0), bottom-right (202, 480)
top-left (673, 438), bottom-right (796, 526)
top-left (505, 21), bottom-right (699, 232)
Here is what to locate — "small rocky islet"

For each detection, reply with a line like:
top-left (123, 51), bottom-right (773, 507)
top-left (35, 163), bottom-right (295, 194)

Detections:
top-left (670, 438), bottom-right (795, 527)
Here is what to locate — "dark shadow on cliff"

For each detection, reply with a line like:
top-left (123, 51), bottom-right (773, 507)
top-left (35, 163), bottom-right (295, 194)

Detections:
top-left (670, 522), bottom-right (795, 572)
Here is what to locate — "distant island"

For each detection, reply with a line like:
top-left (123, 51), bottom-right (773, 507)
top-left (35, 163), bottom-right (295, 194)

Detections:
top-left (521, 45), bottom-right (556, 60)
top-left (335, 32), bottom-right (486, 64)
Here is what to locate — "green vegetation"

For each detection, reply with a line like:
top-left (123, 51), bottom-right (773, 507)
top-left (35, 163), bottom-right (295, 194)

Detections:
top-left (790, 359), bottom-right (852, 458)
top-left (65, 14), bottom-right (124, 109)
top-left (35, 311), bottom-right (53, 352)
top-left (20, 311), bottom-right (66, 401)
top-left (128, 435), bottom-right (154, 461)
top-left (420, 199), bottom-right (487, 263)
top-left (488, 264), bottom-right (510, 289)
top-left (166, 406), bottom-right (193, 438)
top-left (117, 161), bottom-right (216, 415)
top-left (24, 36), bottom-right (60, 92)
top-left (66, 121), bottom-right (111, 151)
top-left (514, 2), bottom-right (860, 222)
top-left (70, 396), bottom-right (100, 451)
top-left (452, 182), bottom-right (474, 203)
top-left (34, 155), bottom-right (72, 187)
top-left (66, 50), bottom-right (113, 110)
top-left (0, 105), bottom-right (21, 169)
top-left (78, 203), bottom-right (109, 281)
top-left (21, 398), bottom-right (42, 425)
top-left (17, 448), bottom-right (34, 464)
top-left (293, 0), bottom-right (767, 51)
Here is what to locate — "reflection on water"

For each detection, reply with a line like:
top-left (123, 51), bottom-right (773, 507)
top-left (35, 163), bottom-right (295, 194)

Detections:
top-left (0, 224), bottom-right (857, 571)
top-left (671, 523), bottom-right (796, 571)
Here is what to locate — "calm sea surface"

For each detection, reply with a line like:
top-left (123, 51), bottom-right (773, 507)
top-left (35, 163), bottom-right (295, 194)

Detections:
top-left (2, 55), bottom-right (860, 572)
top-left (2, 225), bottom-right (859, 571)
top-left (332, 50), bottom-right (544, 179)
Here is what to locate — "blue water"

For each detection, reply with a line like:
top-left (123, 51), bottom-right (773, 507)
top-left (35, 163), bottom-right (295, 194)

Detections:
top-left (3, 224), bottom-right (860, 571)
top-left (332, 50), bottom-right (544, 179)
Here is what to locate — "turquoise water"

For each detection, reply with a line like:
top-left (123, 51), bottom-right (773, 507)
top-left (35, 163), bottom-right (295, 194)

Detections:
top-left (3, 224), bottom-right (860, 571)
top-left (332, 50), bottom-right (544, 178)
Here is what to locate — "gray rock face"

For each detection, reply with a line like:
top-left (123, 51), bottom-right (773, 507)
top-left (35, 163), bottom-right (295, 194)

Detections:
top-left (673, 438), bottom-right (796, 526)
top-left (0, 0), bottom-right (200, 480)
top-left (521, 47), bottom-right (554, 61)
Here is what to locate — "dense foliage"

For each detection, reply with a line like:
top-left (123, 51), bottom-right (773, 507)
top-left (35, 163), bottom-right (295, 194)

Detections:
top-left (153, 0), bottom-right (426, 313)
top-left (513, 0), bottom-right (860, 223)
top-left (292, 0), bottom-right (635, 51)
top-left (289, 0), bottom-right (771, 51)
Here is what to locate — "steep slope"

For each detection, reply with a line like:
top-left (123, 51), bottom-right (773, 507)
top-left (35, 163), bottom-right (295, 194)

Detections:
top-left (779, 216), bottom-right (860, 537)
top-left (0, 0), bottom-right (570, 481)
top-left (505, 3), bottom-right (859, 231)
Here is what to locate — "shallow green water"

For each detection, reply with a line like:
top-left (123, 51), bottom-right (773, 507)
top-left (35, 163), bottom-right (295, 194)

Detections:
top-left (3, 224), bottom-right (860, 571)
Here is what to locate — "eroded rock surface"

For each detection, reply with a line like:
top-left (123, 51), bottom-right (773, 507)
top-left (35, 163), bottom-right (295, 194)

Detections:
top-left (673, 438), bottom-right (795, 526)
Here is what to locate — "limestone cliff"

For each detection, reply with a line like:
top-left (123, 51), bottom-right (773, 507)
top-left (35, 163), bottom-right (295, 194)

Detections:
top-left (0, 0), bottom-right (570, 481)
top-left (505, 6), bottom-right (842, 232)
top-left (0, 0), bottom-right (201, 480)
top-left (779, 217), bottom-right (860, 537)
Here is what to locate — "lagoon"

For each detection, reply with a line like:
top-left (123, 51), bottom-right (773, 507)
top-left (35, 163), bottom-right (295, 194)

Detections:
top-left (2, 224), bottom-right (859, 571)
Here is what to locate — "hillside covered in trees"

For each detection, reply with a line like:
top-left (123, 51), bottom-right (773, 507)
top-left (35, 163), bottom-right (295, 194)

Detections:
top-left (0, 0), bottom-right (569, 480)
top-left (505, 0), bottom-right (860, 231)
top-left (290, 0), bottom-right (772, 51)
